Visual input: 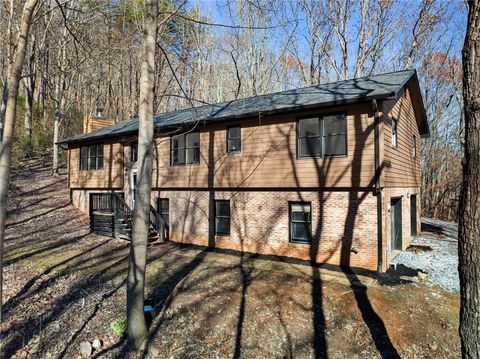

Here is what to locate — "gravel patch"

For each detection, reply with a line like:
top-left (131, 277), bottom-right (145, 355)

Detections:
top-left (394, 218), bottom-right (459, 292)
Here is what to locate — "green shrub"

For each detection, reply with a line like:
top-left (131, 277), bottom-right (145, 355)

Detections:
top-left (110, 316), bottom-right (127, 335)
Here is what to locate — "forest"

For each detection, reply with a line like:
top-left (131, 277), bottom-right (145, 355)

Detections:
top-left (2, 0), bottom-right (480, 358)
top-left (0, 0), bottom-right (466, 221)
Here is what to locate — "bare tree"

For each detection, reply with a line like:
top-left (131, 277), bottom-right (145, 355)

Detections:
top-left (126, 0), bottom-right (158, 350)
top-left (0, 0), bottom-right (15, 140)
top-left (458, 1), bottom-right (480, 357)
top-left (23, 32), bottom-right (37, 143)
top-left (52, 1), bottom-right (71, 174)
top-left (0, 0), bottom-right (38, 331)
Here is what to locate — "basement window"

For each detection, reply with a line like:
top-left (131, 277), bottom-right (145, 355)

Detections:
top-left (289, 202), bottom-right (312, 243)
top-left (171, 132), bottom-right (200, 165)
top-left (215, 200), bottom-right (230, 236)
top-left (80, 144), bottom-right (103, 170)
top-left (227, 126), bottom-right (241, 152)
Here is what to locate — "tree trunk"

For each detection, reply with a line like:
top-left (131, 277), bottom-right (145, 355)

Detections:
top-left (24, 75), bottom-right (34, 144)
top-left (459, 1), bottom-right (480, 358)
top-left (52, 6), bottom-right (69, 175)
top-left (52, 75), bottom-right (62, 174)
top-left (0, 0), bottom-right (15, 141)
top-left (23, 34), bottom-right (36, 144)
top-left (126, 0), bottom-right (158, 350)
top-left (0, 0), bottom-right (38, 336)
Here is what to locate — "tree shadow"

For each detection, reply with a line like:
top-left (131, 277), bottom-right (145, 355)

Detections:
top-left (338, 111), bottom-right (400, 358)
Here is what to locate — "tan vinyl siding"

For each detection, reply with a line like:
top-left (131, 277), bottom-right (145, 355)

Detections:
top-left (152, 103), bottom-right (377, 189)
top-left (68, 140), bottom-right (124, 188)
top-left (382, 85), bottom-right (421, 188)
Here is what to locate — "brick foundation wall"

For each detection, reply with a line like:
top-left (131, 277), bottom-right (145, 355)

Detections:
top-left (153, 189), bottom-right (380, 271)
top-left (72, 186), bottom-right (420, 272)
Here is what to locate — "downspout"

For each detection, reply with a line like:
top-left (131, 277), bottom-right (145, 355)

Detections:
top-left (372, 99), bottom-right (383, 273)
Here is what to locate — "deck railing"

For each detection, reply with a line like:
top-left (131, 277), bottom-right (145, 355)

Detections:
top-left (90, 192), bottom-right (164, 242)
top-left (112, 193), bottom-right (134, 230)
top-left (90, 193), bottom-right (114, 212)
top-left (150, 205), bottom-right (166, 242)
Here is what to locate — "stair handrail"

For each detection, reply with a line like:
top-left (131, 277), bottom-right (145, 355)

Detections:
top-left (113, 193), bottom-right (165, 242)
top-left (112, 193), bottom-right (134, 230)
top-left (149, 205), bottom-right (166, 242)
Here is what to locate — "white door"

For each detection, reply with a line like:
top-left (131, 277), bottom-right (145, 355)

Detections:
top-left (131, 169), bottom-right (137, 208)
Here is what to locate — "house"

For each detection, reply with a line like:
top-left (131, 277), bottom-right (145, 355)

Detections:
top-left (59, 69), bottom-right (428, 272)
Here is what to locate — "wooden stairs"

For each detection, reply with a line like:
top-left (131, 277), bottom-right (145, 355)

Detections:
top-left (90, 193), bottom-right (166, 243)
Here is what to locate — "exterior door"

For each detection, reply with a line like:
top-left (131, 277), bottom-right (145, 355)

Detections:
top-left (131, 169), bottom-right (137, 208)
top-left (391, 197), bottom-right (403, 251)
top-left (410, 195), bottom-right (417, 236)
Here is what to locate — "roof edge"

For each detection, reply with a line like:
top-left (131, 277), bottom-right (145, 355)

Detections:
top-left (58, 93), bottom-right (396, 145)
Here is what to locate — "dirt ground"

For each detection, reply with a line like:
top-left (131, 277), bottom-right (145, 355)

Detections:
top-left (1, 160), bottom-right (461, 358)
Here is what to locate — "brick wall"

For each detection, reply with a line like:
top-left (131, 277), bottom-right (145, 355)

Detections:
top-left (153, 189), bottom-right (380, 271)
top-left (72, 183), bottom-right (420, 272)
top-left (382, 187), bottom-right (421, 267)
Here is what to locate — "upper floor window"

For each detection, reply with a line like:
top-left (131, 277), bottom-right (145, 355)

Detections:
top-left (80, 144), bottom-right (103, 170)
top-left (227, 126), bottom-right (241, 152)
top-left (323, 115), bottom-right (347, 156)
top-left (412, 135), bottom-right (417, 158)
top-left (391, 118), bottom-right (398, 148)
top-left (131, 142), bottom-right (138, 162)
top-left (171, 132), bottom-right (200, 165)
top-left (297, 113), bottom-right (346, 158)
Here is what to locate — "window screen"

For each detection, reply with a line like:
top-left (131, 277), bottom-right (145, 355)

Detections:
top-left (158, 198), bottom-right (169, 227)
top-left (80, 144), bottom-right (103, 170)
top-left (323, 114), bottom-right (346, 156)
top-left (297, 114), bottom-right (347, 158)
top-left (186, 132), bottom-right (200, 164)
top-left (131, 142), bottom-right (138, 162)
top-left (227, 126), bottom-right (241, 152)
top-left (412, 135), bottom-right (416, 157)
top-left (290, 202), bottom-right (312, 243)
top-left (171, 132), bottom-right (199, 165)
top-left (298, 118), bottom-right (321, 157)
top-left (215, 200), bottom-right (230, 236)
top-left (392, 119), bottom-right (398, 148)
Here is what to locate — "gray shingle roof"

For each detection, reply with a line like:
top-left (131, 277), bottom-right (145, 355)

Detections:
top-left (60, 69), bottom-right (423, 144)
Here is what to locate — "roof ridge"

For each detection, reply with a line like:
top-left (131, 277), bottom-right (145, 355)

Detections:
top-left (59, 69), bottom-right (420, 144)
